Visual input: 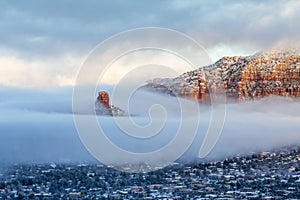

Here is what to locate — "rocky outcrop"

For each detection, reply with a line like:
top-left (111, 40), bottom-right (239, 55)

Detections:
top-left (95, 91), bottom-right (126, 116)
top-left (97, 91), bottom-right (110, 108)
top-left (146, 50), bottom-right (300, 102)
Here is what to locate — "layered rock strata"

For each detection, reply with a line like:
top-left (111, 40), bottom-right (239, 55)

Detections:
top-left (146, 51), bottom-right (300, 102)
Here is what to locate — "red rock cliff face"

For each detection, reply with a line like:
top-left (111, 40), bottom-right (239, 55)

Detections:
top-left (95, 91), bottom-right (126, 116)
top-left (147, 51), bottom-right (300, 102)
top-left (224, 53), bottom-right (300, 101)
top-left (97, 91), bottom-right (110, 108)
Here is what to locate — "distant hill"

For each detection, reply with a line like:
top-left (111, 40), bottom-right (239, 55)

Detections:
top-left (146, 50), bottom-right (300, 102)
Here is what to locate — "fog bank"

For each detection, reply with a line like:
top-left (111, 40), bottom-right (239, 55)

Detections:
top-left (0, 85), bottom-right (299, 165)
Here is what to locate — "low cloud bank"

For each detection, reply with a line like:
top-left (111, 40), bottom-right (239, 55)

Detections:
top-left (0, 85), bottom-right (299, 165)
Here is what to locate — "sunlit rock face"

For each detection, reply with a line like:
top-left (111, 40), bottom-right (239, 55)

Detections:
top-left (97, 91), bottom-right (110, 108)
top-left (146, 50), bottom-right (300, 102)
top-left (95, 91), bottom-right (126, 116)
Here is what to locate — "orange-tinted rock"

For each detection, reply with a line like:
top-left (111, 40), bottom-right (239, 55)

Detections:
top-left (225, 58), bottom-right (300, 101)
top-left (97, 91), bottom-right (110, 108)
top-left (95, 91), bottom-right (126, 116)
top-left (147, 50), bottom-right (300, 102)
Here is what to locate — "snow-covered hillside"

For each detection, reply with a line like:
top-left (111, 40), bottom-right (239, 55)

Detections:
top-left (146, 50), bottom-right (300, 102)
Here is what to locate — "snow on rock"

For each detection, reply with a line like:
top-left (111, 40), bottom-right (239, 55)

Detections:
top-left (95, 91), bottom-right (126, 116)
top-left (146, 50), bottom-right (300, 102)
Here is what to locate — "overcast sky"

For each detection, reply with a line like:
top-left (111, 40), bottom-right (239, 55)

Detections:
top-left (1, 0), bottom-right (300, 87)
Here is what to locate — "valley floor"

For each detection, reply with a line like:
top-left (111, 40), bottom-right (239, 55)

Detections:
top-left (0, 146), bottom-right (299, 199)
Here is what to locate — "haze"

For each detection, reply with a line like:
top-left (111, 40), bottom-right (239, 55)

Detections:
top-left (0, 85), bottom-right (299, 165)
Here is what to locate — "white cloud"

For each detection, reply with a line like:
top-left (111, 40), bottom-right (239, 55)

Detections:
top-left (281, 0), bottom-right (300, 18)
top-left (207, 44), bottom-right (257, 62)
top-left (1, 0), bottom-right (300, 87)
top-left (100, 50), bottom-right (202, 85)
top-left (0, 54), bottom-right (82, 88)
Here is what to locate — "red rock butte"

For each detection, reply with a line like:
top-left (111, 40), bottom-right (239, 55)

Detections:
top-left (147, 50), bottom-right (300, 102)
top-left (97, 91), bottom-right (110, 108)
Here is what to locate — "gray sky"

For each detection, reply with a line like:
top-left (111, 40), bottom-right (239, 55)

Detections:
top-left (0, 0), bottom-right (299, 87)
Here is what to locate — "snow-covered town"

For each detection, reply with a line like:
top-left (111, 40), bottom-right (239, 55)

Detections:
top-left (0, 146), bottom-right (299, 199)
